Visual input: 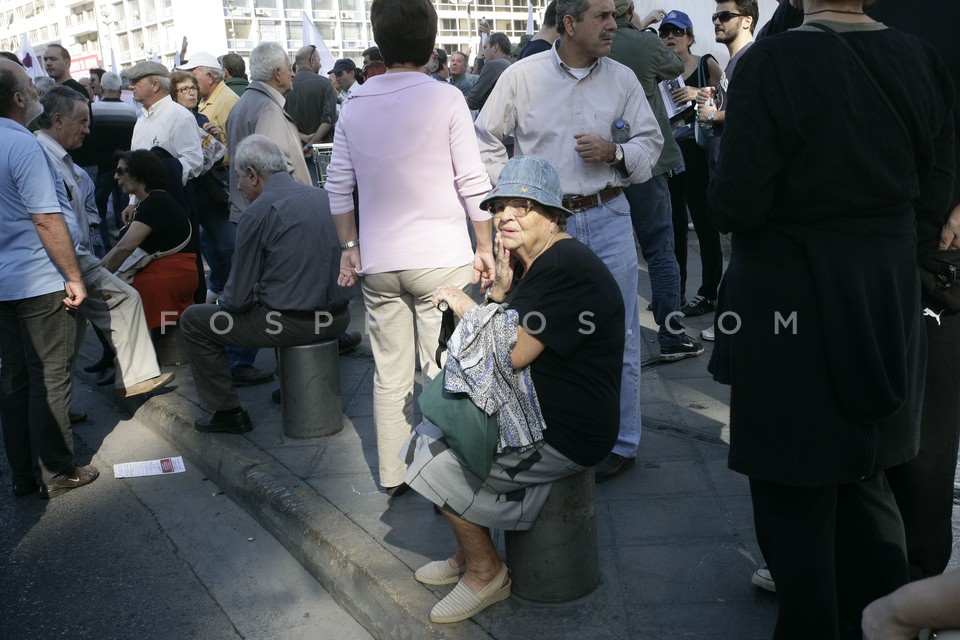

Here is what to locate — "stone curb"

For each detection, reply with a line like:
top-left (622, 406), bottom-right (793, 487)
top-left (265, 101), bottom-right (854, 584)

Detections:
top-left (82, 369), bottom-right (492, 640)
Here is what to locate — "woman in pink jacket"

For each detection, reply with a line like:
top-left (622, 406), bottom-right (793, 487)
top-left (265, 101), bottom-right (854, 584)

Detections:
top-left (325, 0), bottom-right (494, 496)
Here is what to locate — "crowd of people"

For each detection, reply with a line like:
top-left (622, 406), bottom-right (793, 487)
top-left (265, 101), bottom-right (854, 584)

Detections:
top-left (1, 0), bottom-right (959, 636)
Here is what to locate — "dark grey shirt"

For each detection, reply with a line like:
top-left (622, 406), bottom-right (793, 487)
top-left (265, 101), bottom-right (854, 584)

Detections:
top-left (219, 172), bottom-right (349, 313)
top-left (466, 56), bottom-right (510, 110)
top-left (285, 67), bottom-right (337, 143)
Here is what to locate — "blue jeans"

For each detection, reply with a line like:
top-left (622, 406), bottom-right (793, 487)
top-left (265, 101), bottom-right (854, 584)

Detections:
top-left (0, 291), bottom-right (78, 486)
top-left (626, 175), bottom-right (686, 348)
top-left (198, 208), bottom-right (236, 294)
top-left (566, 193), bottom-right (642, 458)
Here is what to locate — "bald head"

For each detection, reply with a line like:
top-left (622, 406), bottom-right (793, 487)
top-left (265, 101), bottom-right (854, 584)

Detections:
top-left (294, 45), bottom-right (321, 73)
top-left (0, 59), bottom-right (41, 124)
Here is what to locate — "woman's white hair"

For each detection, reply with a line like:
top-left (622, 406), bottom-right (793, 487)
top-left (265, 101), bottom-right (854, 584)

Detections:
top-left (233, 134), bottom-right (289, 176)
top-left (249, 42), bottom-right (289, 82)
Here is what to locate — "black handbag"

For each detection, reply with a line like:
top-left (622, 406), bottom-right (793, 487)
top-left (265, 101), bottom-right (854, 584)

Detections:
top-left (919, 250), bottom-right (960, 312)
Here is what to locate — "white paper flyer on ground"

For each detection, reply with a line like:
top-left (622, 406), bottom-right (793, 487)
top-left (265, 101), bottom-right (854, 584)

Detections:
top-left (114, 456), bottom-right (186, 478)
top-left (659, 76), bottom-right (692, 119)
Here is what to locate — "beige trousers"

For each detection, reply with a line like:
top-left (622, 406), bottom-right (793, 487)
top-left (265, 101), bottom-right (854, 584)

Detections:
top-left (362, 263), bottom-right (474, 488)
top-left (78, 255), bottom-right (161, 389)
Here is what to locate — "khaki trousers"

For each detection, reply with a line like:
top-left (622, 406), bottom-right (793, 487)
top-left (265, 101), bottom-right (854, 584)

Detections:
top-left (362, 263), bottom-right (474, 488)
top-left (78, 255), bottom-right (161, 389)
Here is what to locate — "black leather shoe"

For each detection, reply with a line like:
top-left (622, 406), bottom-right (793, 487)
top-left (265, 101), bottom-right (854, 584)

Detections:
top-left (338, 331), bottom-right (362, 354)
top-left (195, 408), bottom-right (253, 434)
top-left (385, 483), bottom-right (409, 498)
top-left (231, 366), bottom-right (274, 387)
top-left (271, 388), bottom-right (281, 404)
top-left (13, 477), bottom-right (39, 497)
top-left (97, 368), bottom-right (116, 386)
top-left (594, 453), bottom-right (635, 483)
top-left (83, 351), bottom-right (115, 373)
top-left (68, 410), bottom-right (87, 424)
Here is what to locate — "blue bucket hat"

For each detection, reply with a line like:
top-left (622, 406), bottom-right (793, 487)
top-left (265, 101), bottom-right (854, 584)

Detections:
top-left (662, 10), bottom-right (694, 32)
top-left (480, 156), bottom-right (574, 218)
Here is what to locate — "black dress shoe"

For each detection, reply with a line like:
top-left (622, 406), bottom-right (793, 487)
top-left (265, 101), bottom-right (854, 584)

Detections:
top-left (338, 331), bottom-right (362, 355)
top-left (195, 408), bottom-right (253, 434)
top-left (271, 388), bottom-right (281, 404)
top-left (231, 366), bottom-right (274, 387)
top-left (68, 410), bottom-right (87, 424)
top-left (97, 368), bottom-right (116, 386)
top-left (13, 477), bottom-right (39, 497)
top-left (83, 351), bottom-right (115, 373)
top-left (385, 483), bottom-right (409, 498)
top-left (594, 453), bottom-right (635, 483)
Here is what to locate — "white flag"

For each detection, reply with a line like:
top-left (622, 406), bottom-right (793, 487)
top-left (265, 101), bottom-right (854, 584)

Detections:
top-left (302, 12), bottom-right (337, 73)
top-left (526, 3), bottom-right (535, 35)
top-left (110, 48), bottom-right (118, 75)
top-left (16, 33), bottom-right (45, 81)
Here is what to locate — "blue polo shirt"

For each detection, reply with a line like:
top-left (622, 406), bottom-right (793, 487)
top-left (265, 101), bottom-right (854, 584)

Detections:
top-left (0, 118), bottom-right (67, 301)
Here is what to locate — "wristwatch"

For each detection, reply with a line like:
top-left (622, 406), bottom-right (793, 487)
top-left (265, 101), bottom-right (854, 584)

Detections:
top-left (608, 144), bottom-right (624, 165)
top-left (340, 239), bottom-right (359, 250)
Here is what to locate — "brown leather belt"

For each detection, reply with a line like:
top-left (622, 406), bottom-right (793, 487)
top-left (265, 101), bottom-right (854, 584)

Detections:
top-left (562, 186), bottom-right (623, 212)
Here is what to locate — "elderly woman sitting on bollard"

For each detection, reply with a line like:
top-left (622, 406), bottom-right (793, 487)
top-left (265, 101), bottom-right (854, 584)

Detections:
top-left (406, 156), bottom-right (625, 623)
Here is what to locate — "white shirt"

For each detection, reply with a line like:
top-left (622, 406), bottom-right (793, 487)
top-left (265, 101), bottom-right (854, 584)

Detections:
top-left (475, 44), bottom-right (663, 195)
top-left (131, 95), bottom-right (203, 185)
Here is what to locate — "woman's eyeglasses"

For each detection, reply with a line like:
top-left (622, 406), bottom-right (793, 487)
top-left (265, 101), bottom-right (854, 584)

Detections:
top-left (489, 199), bottom-right (534, 217)
top-left (712, 11), bottom-right (746, 22)
top-left (114, 167), bottom-right (128, 176)
top-left (177, 85), bottom-right (198, 94)
top-left (659, 26), bottom-right (688, 38)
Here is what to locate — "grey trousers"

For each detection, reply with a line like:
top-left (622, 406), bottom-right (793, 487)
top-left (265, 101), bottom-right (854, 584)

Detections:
top-left (180, 302), bottom-right (349, 412)
top-left (0, 291), bottom-right (78, 486)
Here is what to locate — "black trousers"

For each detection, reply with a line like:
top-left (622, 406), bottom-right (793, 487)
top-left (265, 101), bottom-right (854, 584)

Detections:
top-left (668, 136), bottom-right (723, 301)
top-left (750, 473), bottom-right (909, 640)
top-left (887, 311), bottom-right (960, 579)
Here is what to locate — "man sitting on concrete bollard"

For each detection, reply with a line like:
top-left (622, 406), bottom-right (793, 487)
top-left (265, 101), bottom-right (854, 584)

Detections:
top-left (180, 134), bottom-right (351, 434)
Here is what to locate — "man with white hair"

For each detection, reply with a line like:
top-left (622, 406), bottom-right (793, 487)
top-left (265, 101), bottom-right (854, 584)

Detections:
top-left (180, 134), bottom-right (350, 434)
top-left (179, 52), bottom-right (238, 144)
top-left (226, 42), bottom-right (310, 221)
top-left (36, 86), bottom-right (174, 398)
top-left (121, 60), bottom-right (203, 188)
top-left (89, 71), bottom-right (136, 246)
top-left (223, 42), bottom-right (314, 387)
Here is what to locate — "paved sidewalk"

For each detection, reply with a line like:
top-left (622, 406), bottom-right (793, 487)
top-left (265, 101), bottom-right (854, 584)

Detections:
top-left (73, 249), bottom-right (777, 639)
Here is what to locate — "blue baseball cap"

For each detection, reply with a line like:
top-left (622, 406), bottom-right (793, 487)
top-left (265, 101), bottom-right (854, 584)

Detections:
top-left (480, 156), bottom-right (574, 218)
top-left (662, 10), bottom-right (693, 31)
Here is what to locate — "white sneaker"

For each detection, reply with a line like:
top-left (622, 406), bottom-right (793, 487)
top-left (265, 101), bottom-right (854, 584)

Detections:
top-left (700, 326), bottom-right (715, 342)
top-left (751, 566), bottom-right (776, 593)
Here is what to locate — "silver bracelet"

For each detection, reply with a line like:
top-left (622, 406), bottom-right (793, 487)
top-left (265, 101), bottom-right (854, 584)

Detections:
top-left (340, 239), bottom-right (359, 250)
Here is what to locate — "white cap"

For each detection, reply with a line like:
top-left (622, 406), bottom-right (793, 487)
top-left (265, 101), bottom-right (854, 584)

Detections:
top-left (177, 52), bottom-right (221, 71)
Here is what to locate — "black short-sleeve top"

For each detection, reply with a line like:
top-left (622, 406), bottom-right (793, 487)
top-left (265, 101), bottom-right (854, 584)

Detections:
top-left (507, 238), bottom-right (625, 466)
top-left (132, 190), bottom-right (192, 255)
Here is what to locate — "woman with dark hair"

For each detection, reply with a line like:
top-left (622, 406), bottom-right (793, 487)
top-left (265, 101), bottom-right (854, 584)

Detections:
top-left (708, 0), bottom-right (955, 636)
top-left (325, 0), bottom-right (494, 496)
top-left (101, 149), bottom-right (198, 334)
top-left (659, 10), bottom-right (724, 317)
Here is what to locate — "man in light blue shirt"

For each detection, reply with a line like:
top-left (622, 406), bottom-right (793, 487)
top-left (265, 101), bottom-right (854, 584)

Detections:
top-left (0, 59), bottom-right (98, 499)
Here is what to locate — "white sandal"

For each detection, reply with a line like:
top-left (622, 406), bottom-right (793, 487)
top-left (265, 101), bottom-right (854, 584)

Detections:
top-left (415, 559), bottom-right (466, 585)
top-left (429, 563), bottom-right (511, 624)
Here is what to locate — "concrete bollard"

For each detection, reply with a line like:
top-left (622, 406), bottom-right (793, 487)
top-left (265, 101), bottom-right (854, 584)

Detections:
top-left (504, 468), bottom-right (599, 602)
top-left (278, 340), bottom-right (343, 439)
top-left (158, 322), bottom-right (188, 366)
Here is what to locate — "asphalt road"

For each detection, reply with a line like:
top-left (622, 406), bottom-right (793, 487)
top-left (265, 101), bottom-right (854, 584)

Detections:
top-left (0, 380), bottom-right (373, 640)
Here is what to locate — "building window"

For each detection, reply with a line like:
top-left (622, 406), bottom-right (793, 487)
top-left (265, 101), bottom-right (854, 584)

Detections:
top-left (286, 23), bottom-right (303, 41)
